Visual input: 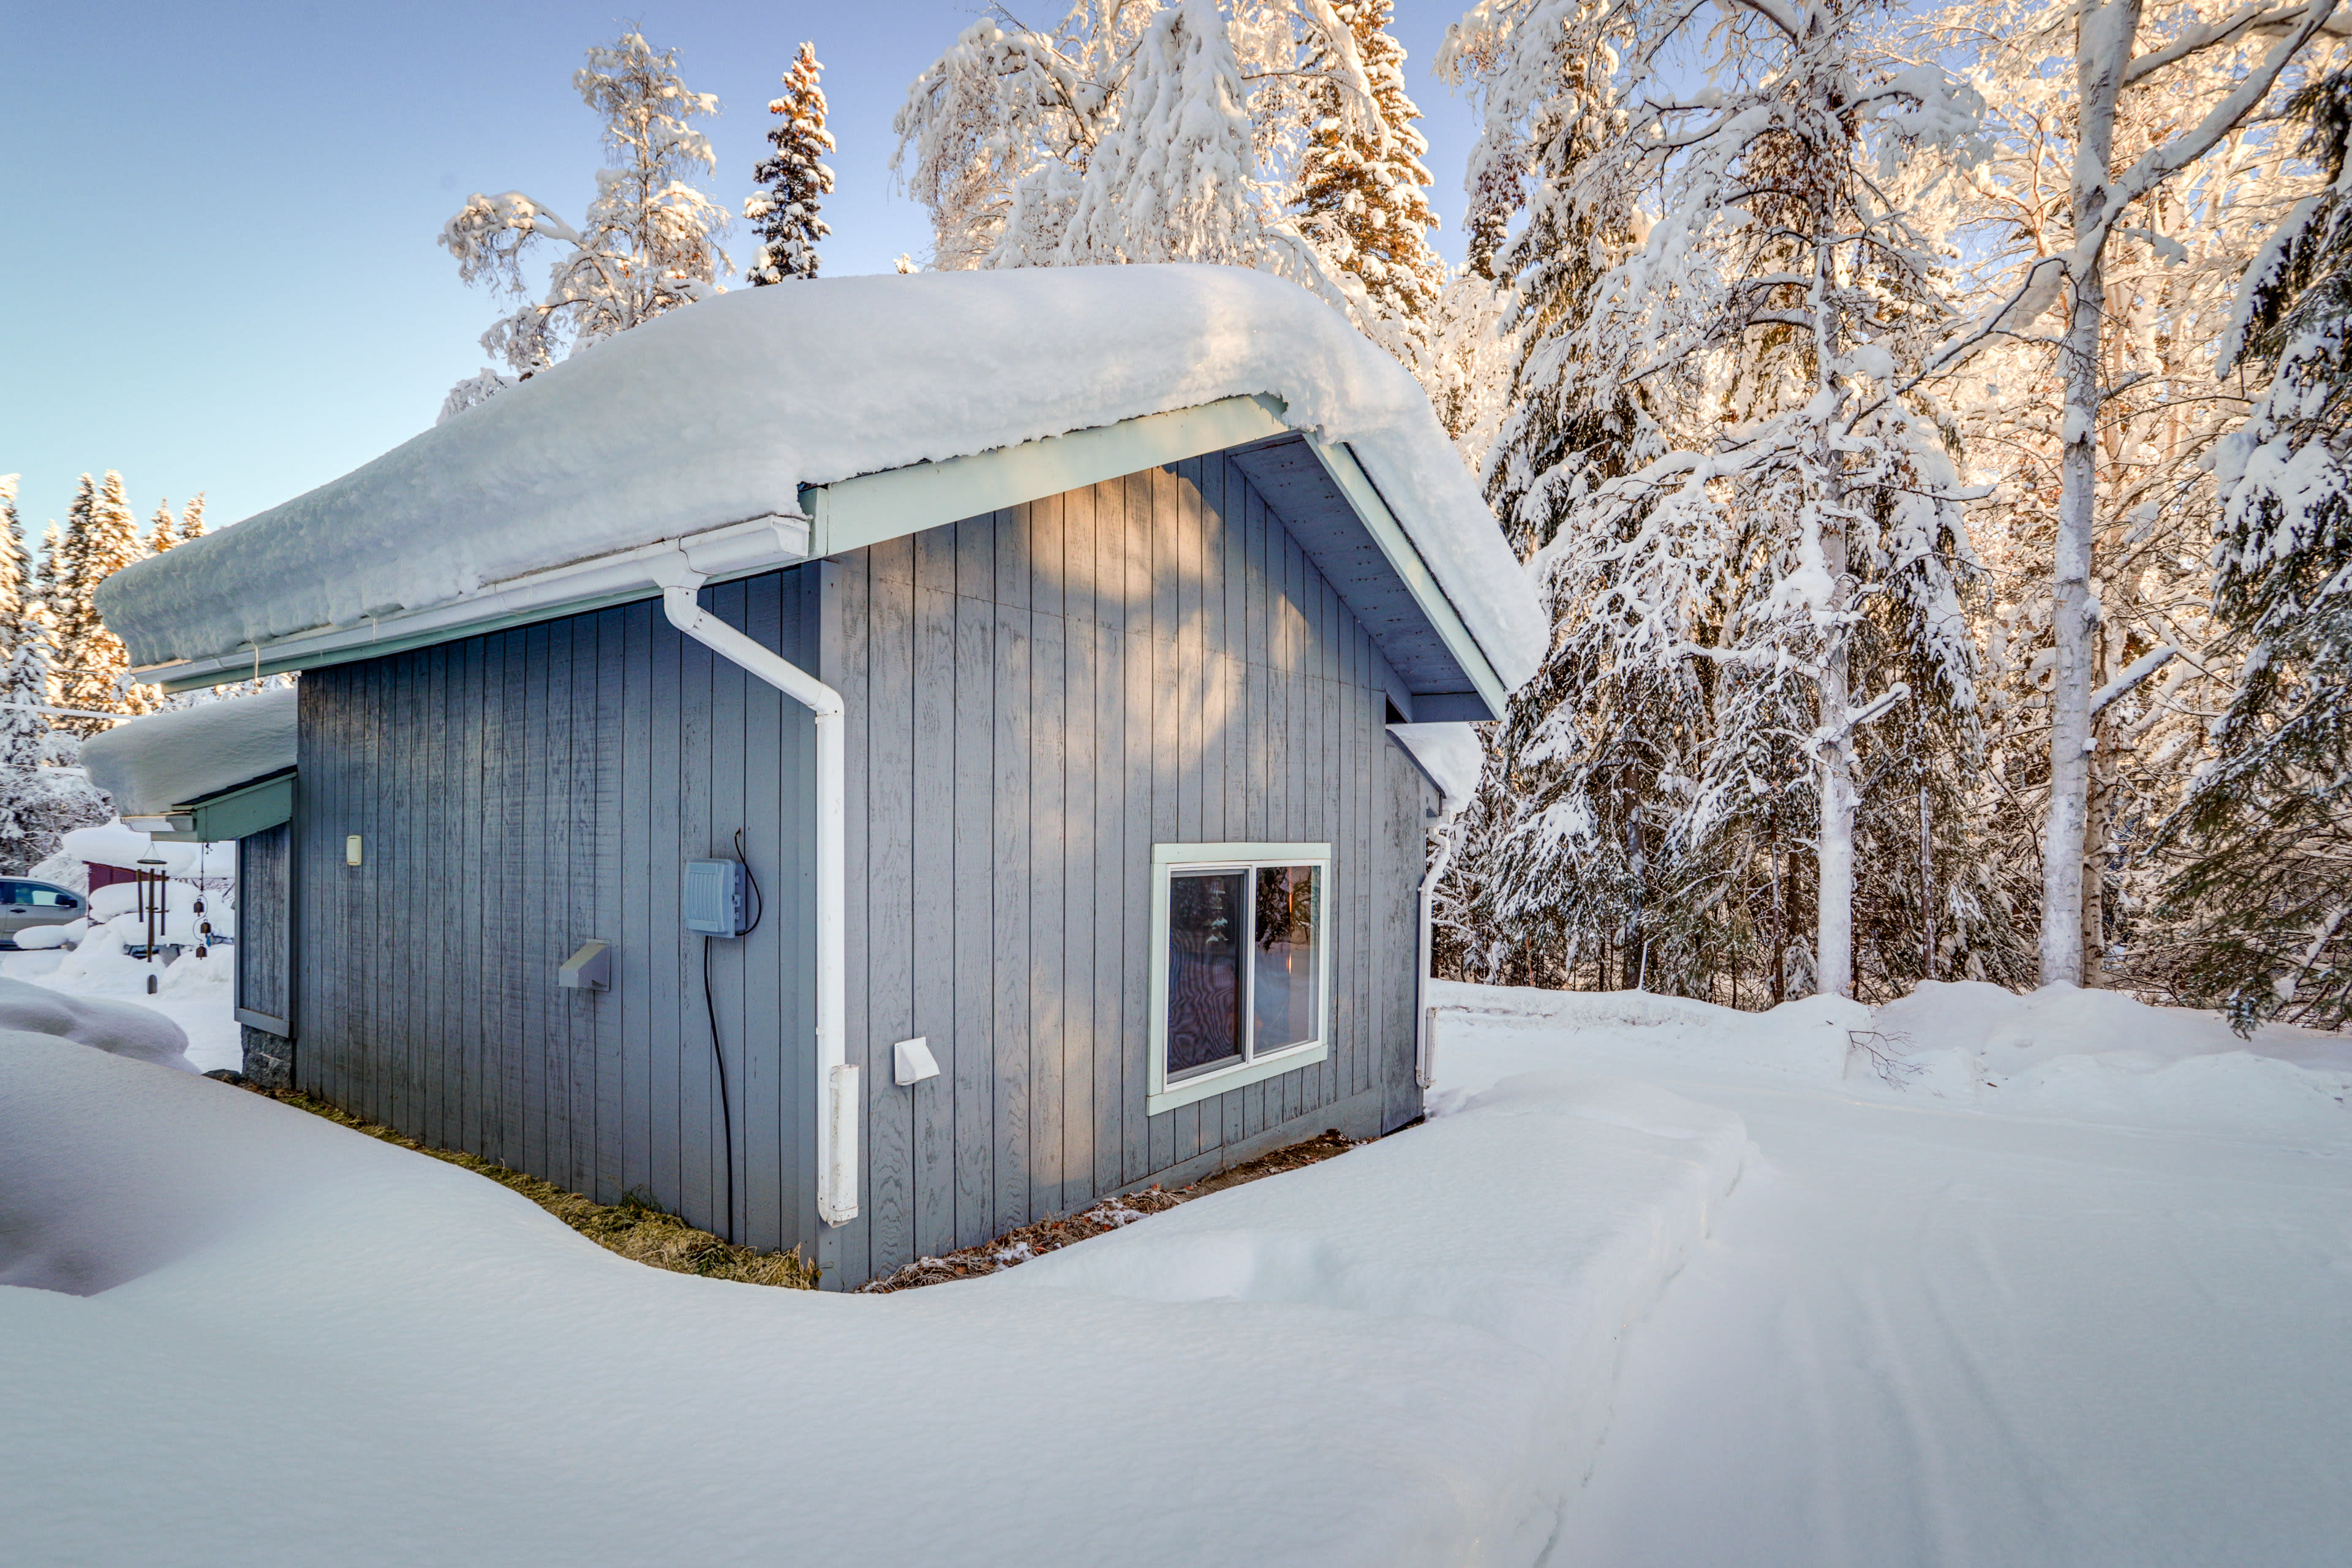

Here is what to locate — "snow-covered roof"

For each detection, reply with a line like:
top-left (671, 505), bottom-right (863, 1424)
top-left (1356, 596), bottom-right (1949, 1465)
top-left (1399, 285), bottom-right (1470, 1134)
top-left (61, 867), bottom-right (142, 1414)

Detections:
top-left (79, 687), bottom-right (298, 818)
top-left (97, 266), bottom-right (1543, 690)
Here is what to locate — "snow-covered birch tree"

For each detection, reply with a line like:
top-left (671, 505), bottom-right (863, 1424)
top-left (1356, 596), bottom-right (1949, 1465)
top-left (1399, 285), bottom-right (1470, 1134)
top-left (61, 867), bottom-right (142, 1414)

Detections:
top-left (893, 1), bottom-right (1409, 345)
top-left (745, 42), bottom-right (834, 284)
top-left (1925, 0), bottom-right (2345, 986)
top-left (439, 30), bottom-right (730, 421)
top-left (1898, 0), bottom-right (2340, 989)
top-left (1441, 0), bottom-right (1990, 1001)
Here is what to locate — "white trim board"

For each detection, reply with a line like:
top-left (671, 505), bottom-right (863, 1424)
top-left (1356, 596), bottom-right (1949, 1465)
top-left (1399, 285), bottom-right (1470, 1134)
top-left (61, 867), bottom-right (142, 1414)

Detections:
top-left (804, 394), bottom-right (1291, 556)
top-left (1300, 435), bottom-right (1511, 721)
top-left (1145, 842), bottom-right (1333, 1117)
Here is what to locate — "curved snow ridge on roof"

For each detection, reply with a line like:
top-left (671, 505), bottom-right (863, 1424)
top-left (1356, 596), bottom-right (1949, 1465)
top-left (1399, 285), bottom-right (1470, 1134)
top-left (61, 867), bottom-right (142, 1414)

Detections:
top-left (80, 686), bottom-right (298, 818)
top-left (97, 265), bottom-right (1542, 689)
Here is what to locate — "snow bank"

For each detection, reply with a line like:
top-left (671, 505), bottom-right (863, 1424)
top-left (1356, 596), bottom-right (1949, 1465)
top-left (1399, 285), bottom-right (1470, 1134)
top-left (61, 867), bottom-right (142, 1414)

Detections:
top-left (98, 266), bottom-right (1544, 690)
top-left (0, 976), bottom-right (192, 1074)
top-left (79, 687), bottom-right (296, 816)
top-left (0, 1030), bottom-right (1738, 1565)
top-left (1430, 978), bottom-right (2352, 1141)
top-left (1865, 979), bottom-right (2352, 1134)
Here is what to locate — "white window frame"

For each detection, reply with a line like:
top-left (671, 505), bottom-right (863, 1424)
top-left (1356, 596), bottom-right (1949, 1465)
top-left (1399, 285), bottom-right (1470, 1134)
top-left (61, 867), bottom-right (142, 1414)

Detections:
top-left (1146, 842), bottom-right (1333, 1116)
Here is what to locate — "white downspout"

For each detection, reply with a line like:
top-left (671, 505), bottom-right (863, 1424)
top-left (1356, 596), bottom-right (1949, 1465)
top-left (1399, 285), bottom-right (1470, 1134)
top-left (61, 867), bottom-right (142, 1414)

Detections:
top-left (1414, 797), bottom-right (1464, 1091)
top-left (657, 563), bottom-right (858, 1226)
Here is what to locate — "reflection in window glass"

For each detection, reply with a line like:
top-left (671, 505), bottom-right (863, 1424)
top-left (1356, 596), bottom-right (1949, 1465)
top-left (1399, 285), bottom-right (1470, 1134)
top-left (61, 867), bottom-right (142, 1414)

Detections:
top-left (1166, 870), bottom-right (1245, 1077)
top-left (1252, 864), bottom-right (1319, 1052)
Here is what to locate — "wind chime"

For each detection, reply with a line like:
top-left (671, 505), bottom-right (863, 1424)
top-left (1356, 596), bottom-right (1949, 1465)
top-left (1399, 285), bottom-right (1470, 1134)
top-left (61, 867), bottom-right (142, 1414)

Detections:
top-left (135, 850), bottom-right (165, 995)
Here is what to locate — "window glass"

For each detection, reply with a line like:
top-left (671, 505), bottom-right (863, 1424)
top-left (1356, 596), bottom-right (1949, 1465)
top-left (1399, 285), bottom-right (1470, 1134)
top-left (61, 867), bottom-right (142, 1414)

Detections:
top-left (1166, 870), bottom-right (1245, 1077)
top-left (1252, 865), bottom-right (1320, 1052)
top-left (28, 888), bottom-right (70, 907)
top-left (0, 883), bottom-right (23, 906)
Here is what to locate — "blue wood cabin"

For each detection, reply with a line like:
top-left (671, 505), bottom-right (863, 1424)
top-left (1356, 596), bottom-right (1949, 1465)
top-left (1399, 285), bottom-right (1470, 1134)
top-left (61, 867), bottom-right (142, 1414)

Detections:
top-left (89, 267), bottom-right (1534, 1287)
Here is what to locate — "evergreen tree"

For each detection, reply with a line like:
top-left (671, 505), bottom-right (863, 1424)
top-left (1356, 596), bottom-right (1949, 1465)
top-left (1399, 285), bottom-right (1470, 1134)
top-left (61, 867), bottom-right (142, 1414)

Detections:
top-left (35, 523), bottom-right (62, 612)
top-left (149, 497), bottom-right (179, 553)
top-left (745, 42), bottom-right (834, 284)
top-left (1293, 2), bottom-right (1442, 339)
top-left (179, 492), bottom-right (206, 540)
top-left (50, 471), bottom-right (153, 735)
top-left (0, 611), bottom-right (55, 871)
top-left (1440, 0), bottom-right (1986, 1002)
top-left (0, 476), bottom-right (27, 650)
top-left (2157, 70), bottom-right (2352, 1030)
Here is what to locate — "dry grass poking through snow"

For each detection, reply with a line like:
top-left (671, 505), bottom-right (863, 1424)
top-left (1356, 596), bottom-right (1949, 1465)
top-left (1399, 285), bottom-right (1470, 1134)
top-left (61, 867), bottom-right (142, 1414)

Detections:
top-left (859, 1128), bottom-right (1365, 1293)
top-left (244, 1086), bottom-right (820, 1289)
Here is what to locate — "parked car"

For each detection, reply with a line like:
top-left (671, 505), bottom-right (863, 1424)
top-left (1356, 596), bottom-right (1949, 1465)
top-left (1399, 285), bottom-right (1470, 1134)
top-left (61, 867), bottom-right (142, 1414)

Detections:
top-left (1, 880), bottom-right (86, 948)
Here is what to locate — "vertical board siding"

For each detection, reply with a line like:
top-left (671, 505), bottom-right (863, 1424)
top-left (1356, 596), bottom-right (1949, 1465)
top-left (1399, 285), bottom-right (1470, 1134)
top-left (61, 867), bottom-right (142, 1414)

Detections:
top-left (295, 578), bottom-right (820, 1250)
top-left (835, 454), bottom-right (1430, 1284)
top-left (295, 450), bottom-right (1433, 1287)
top-left (233, 821), bottom-right (292, 1026)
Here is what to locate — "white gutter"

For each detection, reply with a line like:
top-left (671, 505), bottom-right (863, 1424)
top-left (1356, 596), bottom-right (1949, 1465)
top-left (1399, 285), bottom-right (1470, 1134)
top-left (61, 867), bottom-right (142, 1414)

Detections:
top-left (1414, 798), bottom-right (1465, 1091)
top-left (654, 558), bottom-right (858, 1227)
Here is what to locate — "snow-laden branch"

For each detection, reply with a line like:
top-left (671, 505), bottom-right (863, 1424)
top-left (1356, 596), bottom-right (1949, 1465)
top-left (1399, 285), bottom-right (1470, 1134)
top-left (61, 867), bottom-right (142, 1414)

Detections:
top-left (1817, 683), bottom-right (1913, 751)
top-left (2089, 646), bottom-right (2180, 715)
top-left (2124, 0), bottom-right (2312, 85)
top-left (2100, 1), bottom-right (2342, 241)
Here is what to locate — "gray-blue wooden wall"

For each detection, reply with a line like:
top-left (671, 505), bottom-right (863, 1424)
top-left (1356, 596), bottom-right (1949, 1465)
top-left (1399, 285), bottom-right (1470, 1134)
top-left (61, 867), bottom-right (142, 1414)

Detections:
top-left (816, 454), bottom-right (1433, 1287)
top-left (293, 574), bottom-right (822, 1251)
top-left (287, 450), bottom-right (1434, 1286)
top-left (235, 822), bottom-right (292, 1033)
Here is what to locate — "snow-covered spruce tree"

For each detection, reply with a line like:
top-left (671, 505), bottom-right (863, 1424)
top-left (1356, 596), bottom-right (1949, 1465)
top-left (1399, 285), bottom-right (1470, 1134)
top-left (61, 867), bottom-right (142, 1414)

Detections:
top-left (0, 475), bottom-right (29, 651)
top-left (1292, 2), bottom-right (1444, 341)
top-left (894, 2), bottom-right (1387, 333)
top-left (439, 30), bottom-right (729, 421)
top-left (1439, 0), bottom-right (1989, 1003)
top-left (178, 492), bottom-right (205, 540)
top-left (0, 612), bottom-right (56, 871)
top-left (746, 42), bottom-right (834, 284)
top-left (49, 471), bottom-right (154, 736)
top-left (148, 498), bottom-right (179, 553)
top-left (2154, 69), bottom-right (2352, 1029)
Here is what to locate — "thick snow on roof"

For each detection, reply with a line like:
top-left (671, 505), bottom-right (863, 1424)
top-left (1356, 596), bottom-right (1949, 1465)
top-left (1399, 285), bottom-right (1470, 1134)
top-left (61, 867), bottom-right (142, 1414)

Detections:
top-left (99, 266), bottom-right (1544, 687)
top-left (79, 687), bottom-right (296, 817)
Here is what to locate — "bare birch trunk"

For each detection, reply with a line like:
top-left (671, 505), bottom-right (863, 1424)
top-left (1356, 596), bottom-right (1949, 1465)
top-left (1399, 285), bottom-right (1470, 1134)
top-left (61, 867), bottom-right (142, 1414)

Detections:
top-left (2043, 0), bottom-right (2136, 987)
top-left (1813, 214), bottom-right (1856, 1000)
top-left (1819, 629), bottom-right (1858, 998)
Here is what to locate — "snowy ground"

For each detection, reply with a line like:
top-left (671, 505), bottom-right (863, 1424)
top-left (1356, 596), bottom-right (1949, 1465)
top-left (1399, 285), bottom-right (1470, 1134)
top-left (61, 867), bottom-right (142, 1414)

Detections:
top-left (0, 941), bottom-right (239, 1072)
top-left (1434, 981), bottom-right (2352, 1567)
top-left (2, 972), bottom-right (2346, 1566)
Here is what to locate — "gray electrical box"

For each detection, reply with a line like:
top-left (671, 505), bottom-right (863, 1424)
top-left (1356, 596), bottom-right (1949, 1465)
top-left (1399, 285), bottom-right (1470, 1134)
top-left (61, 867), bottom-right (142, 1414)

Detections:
top-left (684, 859), bottom-right (749, 937)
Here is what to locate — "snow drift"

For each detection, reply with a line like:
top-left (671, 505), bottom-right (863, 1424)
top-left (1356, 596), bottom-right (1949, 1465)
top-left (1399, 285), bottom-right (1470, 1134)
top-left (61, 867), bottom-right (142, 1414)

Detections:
top-left (0, 976), bottom-right (192, 1076)
top-left (0, 1024), bottom-right (1740, 1566)
top-left (96, 266), bottom-right (1545, 689)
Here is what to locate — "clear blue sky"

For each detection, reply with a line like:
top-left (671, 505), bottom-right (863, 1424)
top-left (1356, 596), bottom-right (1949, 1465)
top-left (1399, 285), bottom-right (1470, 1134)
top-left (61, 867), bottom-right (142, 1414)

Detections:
top-left (1, 2), bottom-right (1481, 537)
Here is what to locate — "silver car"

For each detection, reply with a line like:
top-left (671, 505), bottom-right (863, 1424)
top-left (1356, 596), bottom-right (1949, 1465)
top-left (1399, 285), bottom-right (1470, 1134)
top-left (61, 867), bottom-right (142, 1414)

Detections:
top-left (1, 880), bottom-right (85, 948)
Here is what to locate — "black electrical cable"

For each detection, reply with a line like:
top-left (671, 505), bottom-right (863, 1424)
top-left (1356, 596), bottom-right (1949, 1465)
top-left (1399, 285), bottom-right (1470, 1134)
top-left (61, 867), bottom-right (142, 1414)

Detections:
top-left (703, 937), bottom-right (734, 1243)
top-left (734, 827), bottom-right (764, 935)
top-left (701, 832), bottom-right (766, 1245)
